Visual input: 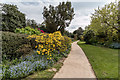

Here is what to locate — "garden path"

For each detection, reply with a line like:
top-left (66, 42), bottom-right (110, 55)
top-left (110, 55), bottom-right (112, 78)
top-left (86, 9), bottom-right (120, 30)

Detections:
top-left (53, 41), bottom-right (96, 79)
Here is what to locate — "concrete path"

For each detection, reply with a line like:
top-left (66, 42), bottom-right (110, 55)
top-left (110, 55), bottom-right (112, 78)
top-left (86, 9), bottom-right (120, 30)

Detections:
top-left (53, 41), bottom-right (96, 79)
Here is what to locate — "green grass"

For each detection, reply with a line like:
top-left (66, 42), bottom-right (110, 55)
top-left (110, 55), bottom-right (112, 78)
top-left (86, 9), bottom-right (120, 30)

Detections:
top-left (22, 60), bottom-right (63, 80)
top-left (77, 41), bottom-right (118, 79)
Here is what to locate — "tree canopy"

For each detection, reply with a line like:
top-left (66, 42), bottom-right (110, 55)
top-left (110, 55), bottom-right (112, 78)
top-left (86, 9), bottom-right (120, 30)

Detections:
top-left (118, 1), bottom-right (120, 42)
top-left (2, 4), bottom-right (26, 32)
top-left (84, 2), bottom-right (119, 44)
top-left (26, 19), bottom-right (38, 28)
top-left (73, 27), bottom-right (84, 40)
top-left (42, 1), bottom-right (75, 34)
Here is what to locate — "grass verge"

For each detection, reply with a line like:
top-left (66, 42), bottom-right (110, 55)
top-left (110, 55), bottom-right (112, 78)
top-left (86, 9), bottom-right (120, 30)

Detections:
top-left (77, 41), bottom-right (118, 79)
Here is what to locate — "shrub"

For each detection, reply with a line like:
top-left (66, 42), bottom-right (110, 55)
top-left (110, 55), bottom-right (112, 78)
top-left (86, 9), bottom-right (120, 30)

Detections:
top-left (8, 60), bottom-right (48, 78)
top-left (27, 31), bottom-right (72, 60)
top-left (84, 30), bottom-right (97, 44)
top-left (1, 45), bottom-right (71, 79)
top-left (1, 31), bottom-right (72, 79)
top-left (109, 42), bottom-right (120, 49)
top-left (1, 52), bottom-right (54, 79)
top-left (2, 60), bottom-right (48, 79)
top-left (15, 26), bottom-right (41, 35)
top-left (2, 31), bottom-right (31, 60)
top-left (78, 35), bottom-right (84, 41)
top-left (14, 44), bottom-right (33, 57)
top-left (2, 4), bottom-right (26, 32)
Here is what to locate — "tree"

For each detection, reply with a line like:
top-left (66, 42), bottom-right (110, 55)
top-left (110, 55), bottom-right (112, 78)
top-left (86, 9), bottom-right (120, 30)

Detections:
top-left (42, 1), bottom-right (75, 34)
top-left (26, 19), bottom-right (38, 28)
top-left (73, 27), bottom-right (84, 35)
top-left (38, 21), bottom-right (47, 32)
top-left (73, 27), bottom-right (84, 40)
top-left (84, 30), bottom-right (96, 44)
top-left (2, 4), bottom-right (26, 32)
top-left (64, 30), bottom-right (74, 38)
top-left (118, 1), bottom-right (120, 42)
top-left (85, 2), bottom-right (119, 43)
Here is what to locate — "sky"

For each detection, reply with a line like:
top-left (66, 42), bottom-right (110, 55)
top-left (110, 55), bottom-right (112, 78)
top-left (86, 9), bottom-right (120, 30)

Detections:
top-left (1, 0), bottom-right (117, 32)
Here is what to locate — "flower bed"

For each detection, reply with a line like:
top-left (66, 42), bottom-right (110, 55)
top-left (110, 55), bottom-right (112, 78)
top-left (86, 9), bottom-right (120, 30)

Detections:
top-left (1, 31), bottom-right (72, 79)
top-left (27, 31), bottom-right (71, 60)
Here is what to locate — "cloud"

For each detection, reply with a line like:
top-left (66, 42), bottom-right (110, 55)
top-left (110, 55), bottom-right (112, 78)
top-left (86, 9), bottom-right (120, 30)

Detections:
top-left (1, 0), bottom-right (116, 3)
top-left (2, 0), bottom-right (116, 32)
top-left (20, 2), bottom-right (40, 6)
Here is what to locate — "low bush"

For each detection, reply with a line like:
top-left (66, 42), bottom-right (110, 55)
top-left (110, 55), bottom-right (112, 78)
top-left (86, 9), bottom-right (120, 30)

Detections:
top-left (1, 31), bottom-right (72, 79)
top-left (1, 46), bottom-right (71, 79)
top-left (2, 53), bottom-right (50, 79)
top-left (2, 31), bottom-right (31, 60)
top-left (109, 42), bottom-right (120, 49)
top-left (84, 30), bottom-right (97, 44)
top-left (14, 44), bottom-right (33, 57)
top-left (27, 31), bottom-right (72, 60)
top-left (15, 26), bottom-right (41, 35)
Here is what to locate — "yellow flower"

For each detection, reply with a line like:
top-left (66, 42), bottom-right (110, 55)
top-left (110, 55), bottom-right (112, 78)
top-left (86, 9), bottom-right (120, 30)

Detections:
top-left (28, 31), bottom-right (72, 60)
top-left (42, 49), bottom-right (46, 52)
top-left (47, 51), bottom-right (49, 53)
top-left (48, 53), bottom-right (50, 55)
top-left (35, 46), bottom-right (37, 48)
top-left (53, 44), bottom-right (55, 47)
top-left (42, 53), bottom-right (44, 55)
top-left (37, 51), bottom-right (40, 54)
top-left (39, 45), bottom-right (43, 48)
top-left (45, 52), bottom-right (47, 54)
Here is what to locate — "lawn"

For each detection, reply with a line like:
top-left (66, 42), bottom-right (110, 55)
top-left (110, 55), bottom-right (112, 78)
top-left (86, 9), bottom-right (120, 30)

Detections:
top-left (77, 41), bottom-right (118, 79)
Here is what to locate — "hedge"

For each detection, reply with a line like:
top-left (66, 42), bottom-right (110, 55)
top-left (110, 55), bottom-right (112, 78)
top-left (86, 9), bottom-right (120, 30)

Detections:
top-left (2, 31), bottom-right (32, 60)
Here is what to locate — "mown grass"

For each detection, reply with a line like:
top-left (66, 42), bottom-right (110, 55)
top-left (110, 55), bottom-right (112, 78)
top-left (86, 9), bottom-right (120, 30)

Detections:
top-left (77, 41), bottom-right (118, 79)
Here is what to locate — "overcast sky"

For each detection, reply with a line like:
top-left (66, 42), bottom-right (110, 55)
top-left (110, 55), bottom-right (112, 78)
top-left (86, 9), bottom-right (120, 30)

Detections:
top-left (1, 0), bottom-right (117, 32)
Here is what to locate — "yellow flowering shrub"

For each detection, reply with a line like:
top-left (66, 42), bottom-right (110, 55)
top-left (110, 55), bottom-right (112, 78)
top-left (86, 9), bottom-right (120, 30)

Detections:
top-left (27, 31), bottom-right (71, 59)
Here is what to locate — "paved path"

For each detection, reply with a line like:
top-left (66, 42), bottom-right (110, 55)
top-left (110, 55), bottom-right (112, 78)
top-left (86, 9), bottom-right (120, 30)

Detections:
top-left (53, 41), bottom-right (96, 79)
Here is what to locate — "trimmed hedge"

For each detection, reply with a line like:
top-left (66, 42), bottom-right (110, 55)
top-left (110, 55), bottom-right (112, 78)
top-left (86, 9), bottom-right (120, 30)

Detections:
top-left (2, 31), bottom-right (32, 60)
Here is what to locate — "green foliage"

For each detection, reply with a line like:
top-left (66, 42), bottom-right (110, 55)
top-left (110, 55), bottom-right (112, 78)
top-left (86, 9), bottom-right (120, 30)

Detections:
top-left (2, 39), bottom-right (71, 79)
top-left (26, 19), bottom-right (38, 28)
top-left (109, 42), bottom-right (120, 49)
top-left (15, 26), bottom-right (41, 35)
top-left (118, 1), bottom-right (120, 42)
top-left (2, 31), bottom-right (31, 60)
top-left (84, 2), bottom-right (119, 45)
top-left (2, 4), bottom-right (26, 32)
top-left (84, 30), bottom-right (97, 44)
top-left (43, 1), bottom-right (75, 34)
top-left (74, 34), bottom-right (77, 40)
top-left (64, 30), bottom-right (74, 38)
top-left (39, 25), bottom-right (47, 33)
top-left (38, 21), bottom-right (47, 32)
top-left (73, 27), bottom-right (84, 40)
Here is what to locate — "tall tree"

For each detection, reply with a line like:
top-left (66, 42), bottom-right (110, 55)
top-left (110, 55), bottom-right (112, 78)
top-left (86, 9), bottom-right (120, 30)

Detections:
top-left (85, 2), bottom-right (119, 42)
top-left (118, 1), bottom-right (120, 42)
top-left (2, 4), bottom-right (26, 32)
top-left (42, 1), bottom-right (75, 34)
top-left (73, 27), bottom-right (84, 40)
top-left (73, 27), bottom-right (84, 35)
top-left (26, 19), bottom-right (38, 28)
